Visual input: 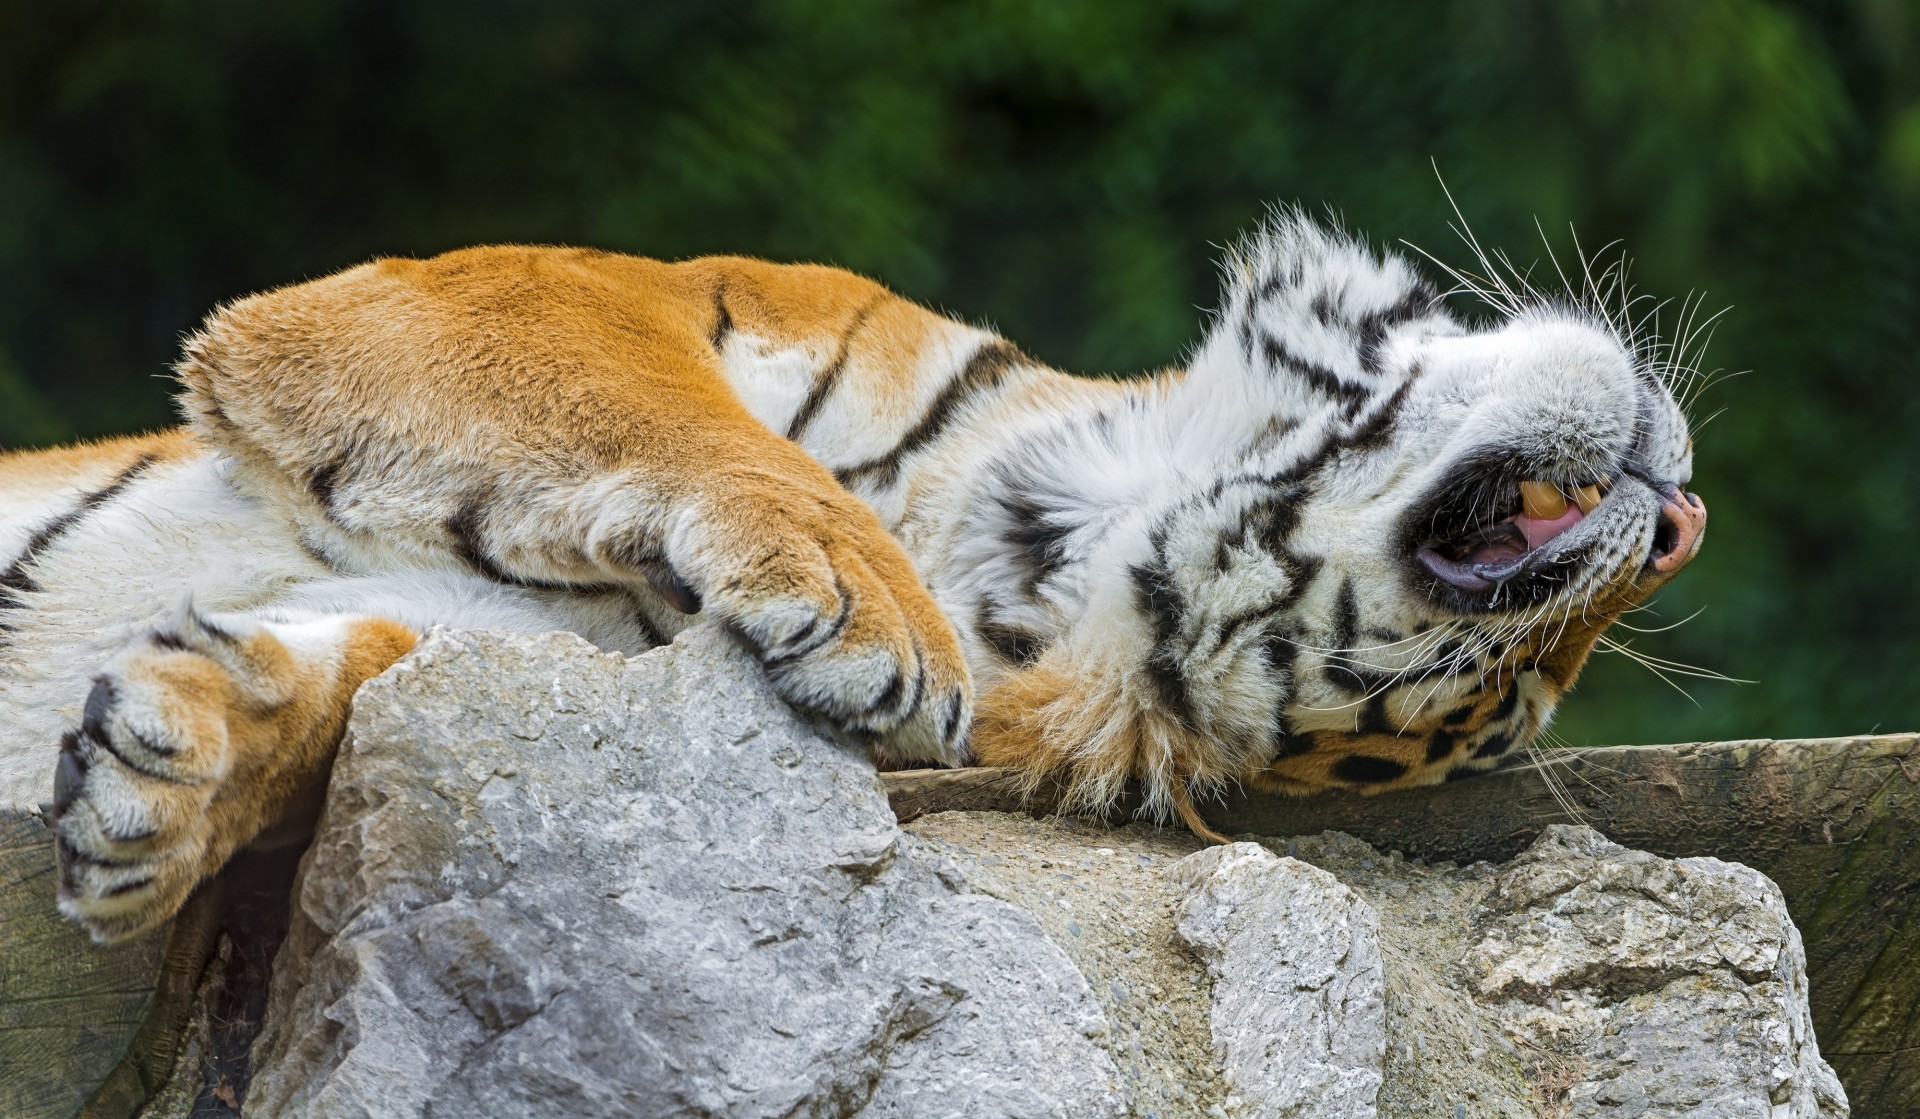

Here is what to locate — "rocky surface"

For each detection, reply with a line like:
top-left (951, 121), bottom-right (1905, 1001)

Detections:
top-left (243, 628), bottom-right (1124, 1119)
top-left (1464, 826), bottom-right (1847, 1117)
top-left (910, 814), bottom-right (1848, 1118)
top-left (1172, 844), bottom-right (1386, 1119)
top-left (0, 624), bottom-right (1847, 1117)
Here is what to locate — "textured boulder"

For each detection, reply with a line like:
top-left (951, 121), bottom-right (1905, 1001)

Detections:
top-left (1171, 844), bottom-right (1385, 1118)
top-left (244, 627), bottom-right (1123, 1119)
top-left (1464, 825), bottom-right (1847, 1118)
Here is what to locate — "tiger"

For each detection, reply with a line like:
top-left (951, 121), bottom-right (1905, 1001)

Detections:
top-left (0, 214), bottom-right (1705, 943)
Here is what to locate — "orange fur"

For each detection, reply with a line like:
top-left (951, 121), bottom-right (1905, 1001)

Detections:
top-left (176, 248), bottom-right (968, 742)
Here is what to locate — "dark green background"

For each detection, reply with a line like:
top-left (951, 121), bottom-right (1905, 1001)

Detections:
top-left (3, 0), bottom-right (1915, 745)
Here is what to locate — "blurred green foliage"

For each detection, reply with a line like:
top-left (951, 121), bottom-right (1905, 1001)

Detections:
top-left (2, 0), bottom-right (1914, 743)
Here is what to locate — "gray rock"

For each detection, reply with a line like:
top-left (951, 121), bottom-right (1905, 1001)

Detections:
top-left (234, 625), bottom-right (1843, 1119)
top-left (906, 814), bottom-right (1851, 1119)
top-left (1463, 824), bottom-right (1847, 1119)
top-left (1171, 843), bottom-right (1386, 1119)
top-left (244, 627), bottom-right (1124, 1119)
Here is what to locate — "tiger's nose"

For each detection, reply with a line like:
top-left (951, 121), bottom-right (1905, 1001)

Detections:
top-left (1649, 489), bottom-right (1706, 574)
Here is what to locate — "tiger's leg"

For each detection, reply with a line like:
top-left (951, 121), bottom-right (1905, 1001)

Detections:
top-left (177, 249), bottom-right (975, 767)
top-left (45, 600), bottom-right (416, 942)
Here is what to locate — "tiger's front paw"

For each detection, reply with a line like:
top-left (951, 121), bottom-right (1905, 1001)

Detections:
top-left (617, 473), bottom-right (974, 766)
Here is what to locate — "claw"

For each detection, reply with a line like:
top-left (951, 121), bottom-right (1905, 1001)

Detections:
top-left (82, 677), bottom-right (117, 744)
top-left (53, 748), bottom-right (86, 817)
top-left (640, 560), bottom-right (702, 614)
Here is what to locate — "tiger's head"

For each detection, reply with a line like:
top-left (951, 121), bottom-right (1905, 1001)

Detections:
top-left (967, 215), bottom-right (1705, 825)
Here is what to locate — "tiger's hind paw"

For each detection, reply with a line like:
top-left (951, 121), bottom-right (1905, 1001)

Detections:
top-left (45, 604), bottom-right (414, 942)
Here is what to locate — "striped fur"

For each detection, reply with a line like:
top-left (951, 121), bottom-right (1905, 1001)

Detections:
top-left (1, 215), bottom-right (1703, 939)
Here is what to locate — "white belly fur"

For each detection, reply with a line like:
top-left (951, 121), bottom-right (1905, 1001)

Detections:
top-left (0, 451), bottom-right (659, 807)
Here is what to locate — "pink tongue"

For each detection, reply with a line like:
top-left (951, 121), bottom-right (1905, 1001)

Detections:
top-left (1514, 504), bottom-right (1584, 550)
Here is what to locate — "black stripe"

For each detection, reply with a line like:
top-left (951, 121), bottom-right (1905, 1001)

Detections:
top-left (188, 608), bottom-right (243, 649)
top-left (1403, 637), bottom-right (1471, 684)
top-left (759, 576), bottom-right (855, 663)
top-left (58, 835), bottom-right (141, 870)
top-left (1252, 376), bottom-right (1415, 505)
top-left (1425, 728), bottom-right (1458, 762)
top-left (307, 452), bottom-right (348, 517)
top-left (1, 454), bottom-right (158, 615)
top-left (1262, 618), bottom-right (1304, 683)
top-left (940, 690), bottom-right (968, 753)
top-left (85, 728), bottom-right (193, 785)
top-left (1244, 414), bottom-right (1299, 456)
top-left (1216, 547), bottom-right (1316, 662)
top-left (1333, 754), bottom-right (1408, 784)
top-left (1354, 284), bottom-right (1434, 374)
top-left (1129, 528), bottom-right (1193, 722)
top-left (446, 499), bottom-right (512, 583)
top-left (203, 403), bottom-right (240, 435)
top-left (835, 340), bottom-right (1025, 489)
top-left (1489, 685), bottom-right (1522, 724)
top-left (297, 532), bottom-right (343, 573)
top-left (996, 483), bottom-right (1072, 600)
top-left (863, 668), bottom-right (906, 719)
top-left (1322, 578), bottom-right (1396, 696)
top-left (1354, 694), bottom-right (1395, 736)
top-left (1471, 732), bottom-right (1516, 759)
top-left (102, 821), bottom-right (157, 844)
top-left (1260, 331), bottom-right (1362, 401)
top-left (150, 631), bottom-right (191, 652)
top-left (1329, 578), bottom-right (1358, 654)
top-left (1340, 379), bottom-right (1415, 456)
top-left (445, 497), bottom-right (617, 594)
top-left (710, 282), bottom-right (734, 350)
top-left (976, 606), bottom-right (1043, 667)
top-left (785, 296), bottom-right (883, 442)
top-left (102, 876), bottom-right (157, 898)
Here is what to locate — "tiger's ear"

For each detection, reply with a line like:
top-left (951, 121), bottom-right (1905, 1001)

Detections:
top-left (1185, 212), bottom-right (1457, 409)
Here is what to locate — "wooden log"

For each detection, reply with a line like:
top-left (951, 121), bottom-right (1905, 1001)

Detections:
top-left (885, 732), bottom-right (1920, 1119)
top-left (0, 812), bottom-right (293, 1119)
top-left (1, 809), bottom-right (186, 1118)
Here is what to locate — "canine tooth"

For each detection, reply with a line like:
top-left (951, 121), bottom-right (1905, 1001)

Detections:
top-left (1520, 480), bottom-right (1568, 520)
top-left (1574, 483), bottom-right (1603, 513)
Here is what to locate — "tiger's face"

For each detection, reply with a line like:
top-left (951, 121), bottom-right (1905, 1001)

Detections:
top-left (1256, 307), bottom-right (1705, 792)
top-left (966, 217), bottom-right (1705, 809)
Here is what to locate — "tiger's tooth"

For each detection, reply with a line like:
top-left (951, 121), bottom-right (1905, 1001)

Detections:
top-left (1574, 483), bottom-right (1602, 513)
top-left (1519, 480), bottom-right (1568, 520)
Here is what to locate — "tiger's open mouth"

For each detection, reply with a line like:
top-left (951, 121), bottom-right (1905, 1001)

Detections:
top-left (1414, 475), bottom-right (1705, 596)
